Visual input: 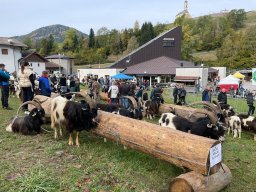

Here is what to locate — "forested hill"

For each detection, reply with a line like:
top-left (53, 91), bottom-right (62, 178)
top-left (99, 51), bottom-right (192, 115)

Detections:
top-left (14, 24), bottom-right (87, 43)
top-left (19, 10), bottom-right (256, 68)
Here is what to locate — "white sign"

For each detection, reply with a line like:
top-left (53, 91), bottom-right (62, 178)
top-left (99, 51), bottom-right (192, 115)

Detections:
top-left (252, 68), bottom-right (256, 85)
top-left (210, 143), bottom-right (222, 167)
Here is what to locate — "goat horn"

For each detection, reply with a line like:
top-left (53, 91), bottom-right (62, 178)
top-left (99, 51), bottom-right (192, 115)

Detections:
top-left (122, 96), bottom-right (138, 109)
top-left (193, 108), bottom-right (218, 125)
top-left (189, 101), bottom-right (222, 115)
top-left (65, 92), bottom-right (96, 109)
top-left (16, 101), bottom-right (42, 116)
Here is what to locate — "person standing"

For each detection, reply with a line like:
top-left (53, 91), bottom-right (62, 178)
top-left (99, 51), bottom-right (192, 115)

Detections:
top-left (0, 64), bottom-right (11, 109)
top-left (202, 86), bottom-right (212, 102)
top-left (150, 84), bottom-right (163, 105)
top-left (178, 85), bottom-right (187, 105)
top-left (173, 84), bottom-right (179, 104)
top-left (38, 71), bottom-right (51, 97)
top-left (17, 61), bottom-right (35, 113)
top-left (59, 74), bottom-right (67, 93)
top-left (92, 78), bottom-right (100, 103)
top-left (246, 91), bottom-right (255, 116)
top-left (218, 88), bottom-right (227, 105)
top-left (119, 81), bottom-right (130, 108)
top-left (108, 81), bottom-right (119, 104)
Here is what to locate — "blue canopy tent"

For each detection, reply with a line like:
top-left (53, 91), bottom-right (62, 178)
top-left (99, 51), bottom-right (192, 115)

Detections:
top-left (111, 73), bottom-right (133, 80)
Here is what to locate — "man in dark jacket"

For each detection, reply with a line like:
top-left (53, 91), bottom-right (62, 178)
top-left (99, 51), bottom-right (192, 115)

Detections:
top-left (202, 86), bottom-right (212, 102)
top-left (173, 84), bottom-right (179, 104)
top-left (246, 91), bottom-right (255, 115)
top-left (39, 71), bottom-right (51, 97)
top-left (0, 64), bottom-right (11, 109)
top-left (150, 84), bottom-right (164, 104)
top-left (218, 88), bottom-right (227, 104)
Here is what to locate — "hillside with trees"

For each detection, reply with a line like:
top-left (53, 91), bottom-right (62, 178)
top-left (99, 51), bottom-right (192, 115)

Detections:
top-left (21, 10), bottom-right (256, 69)
top-left (14, 24), bottom-right (86, 43)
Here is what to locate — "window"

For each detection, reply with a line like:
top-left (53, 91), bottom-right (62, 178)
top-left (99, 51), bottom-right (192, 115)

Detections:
top-left (1, 49), bottom-right (8, 55)
top-left (163, 38), bottom-right (175, 47)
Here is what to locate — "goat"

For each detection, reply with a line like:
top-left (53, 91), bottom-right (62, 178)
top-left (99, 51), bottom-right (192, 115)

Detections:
top-left (6, 101), bottom-right (45, 135)
top-left (51, 96), bottom-right (97, 146)
top-left (228, 116), bottom-right (242, 138)
top-left (159, 113), bottom-right (225, 141)
top-left (237, 114), bottom-right (256, 141)
top-left (143, 100), bottom-right (159, 119)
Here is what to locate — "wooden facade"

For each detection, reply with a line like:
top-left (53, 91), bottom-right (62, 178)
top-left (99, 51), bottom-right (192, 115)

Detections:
top-left (111, 26), bottom-right (182, 69)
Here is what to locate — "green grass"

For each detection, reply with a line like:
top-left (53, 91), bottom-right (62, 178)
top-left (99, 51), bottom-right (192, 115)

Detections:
top-left (0, 92), bottom-right (255, 191)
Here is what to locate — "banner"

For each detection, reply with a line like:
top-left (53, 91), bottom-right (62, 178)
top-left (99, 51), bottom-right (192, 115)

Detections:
top-left (252, 68), bottom-right (256, 85)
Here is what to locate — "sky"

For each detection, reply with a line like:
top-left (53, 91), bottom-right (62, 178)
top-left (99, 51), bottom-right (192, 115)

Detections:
top-left (1, 0), bottom-right (256, 37)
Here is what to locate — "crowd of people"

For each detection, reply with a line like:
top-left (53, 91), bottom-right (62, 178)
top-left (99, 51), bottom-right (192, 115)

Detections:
top-left (0, 61), bottom-right (81, 113)
top-left (0, 63), bottom-right (255, 116)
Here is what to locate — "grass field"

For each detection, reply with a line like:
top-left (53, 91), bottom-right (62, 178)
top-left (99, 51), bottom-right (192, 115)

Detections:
top-left (0, 91), bottom-right (255, 192)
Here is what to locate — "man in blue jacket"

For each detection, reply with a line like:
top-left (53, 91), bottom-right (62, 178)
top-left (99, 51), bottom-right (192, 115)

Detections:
top-left (0, 64), bottom-right (11, 109)
top-left (39, 71), bottom-right (51, 97)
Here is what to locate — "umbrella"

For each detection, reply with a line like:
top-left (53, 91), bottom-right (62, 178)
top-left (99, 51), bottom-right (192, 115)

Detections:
top-left (111, 73), bottom-right (133, 80)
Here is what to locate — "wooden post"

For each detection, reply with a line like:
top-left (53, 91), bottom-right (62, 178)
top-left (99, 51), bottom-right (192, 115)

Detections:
top-left (95, 111), bottom-right (220, 175)
top-left (169, 164), bottom-right (232, 192)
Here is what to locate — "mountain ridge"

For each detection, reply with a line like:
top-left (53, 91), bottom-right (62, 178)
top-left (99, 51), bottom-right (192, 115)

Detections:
top-left (13, 24), bottom-right (87, 43)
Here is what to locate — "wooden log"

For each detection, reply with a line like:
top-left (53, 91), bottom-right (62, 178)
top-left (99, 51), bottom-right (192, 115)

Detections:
top-left (169, 164), bottom-right (232, 192)
top-left (99, 92), bottom-right (109, 102)
top-left (159, 104), bottom-right (217, 123)
top-left (95, 110), bottom-right (220, 175)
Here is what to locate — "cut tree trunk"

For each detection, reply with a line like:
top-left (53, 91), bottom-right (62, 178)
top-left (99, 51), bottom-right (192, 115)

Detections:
top-left (159, 104), bottom-right (216, 122)
top-left (94, 110), bottom-right (220, 175)
top-left (169, 164), bottom-right (232, 192)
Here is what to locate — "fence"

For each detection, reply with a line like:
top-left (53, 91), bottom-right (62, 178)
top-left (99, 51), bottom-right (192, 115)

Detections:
top-left (164, 88), bottom-right (249, 114)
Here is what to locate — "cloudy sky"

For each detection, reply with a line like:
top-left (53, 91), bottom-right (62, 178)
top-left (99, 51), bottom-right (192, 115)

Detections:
top-left (1, 0), bottom-right (255, 36)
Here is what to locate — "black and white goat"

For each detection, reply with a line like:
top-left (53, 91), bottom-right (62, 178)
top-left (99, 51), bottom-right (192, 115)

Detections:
top-left (158, 113), bottom-right (226, 141)
top-left (6, 101), bottom-right (45, 135)
top-left (51, 96), bottom-right (97, 146)
top-left (237, 114), bottom-right (256, 141)
top-left (97, 103), bottom-right (143, 120)
top-left (143, 100), bottom-right (160, 119)
top-left (227, 116), bottom-right (242, 139)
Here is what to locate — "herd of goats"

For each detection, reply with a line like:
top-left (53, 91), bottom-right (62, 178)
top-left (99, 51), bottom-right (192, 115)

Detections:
top-left (5, 90), bottom-right (256, 146)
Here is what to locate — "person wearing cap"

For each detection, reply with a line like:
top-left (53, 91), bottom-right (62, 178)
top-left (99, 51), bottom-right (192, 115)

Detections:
top-left (39, 71), bottom-right (51, 97)
top-left (246, 91), bottom-right (255, 115)
top-left (218, 88), bottom-right (227, 105)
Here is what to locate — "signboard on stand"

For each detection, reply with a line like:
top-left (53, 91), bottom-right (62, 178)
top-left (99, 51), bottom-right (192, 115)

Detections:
top-left (210, 143), bottom-right (222, 167)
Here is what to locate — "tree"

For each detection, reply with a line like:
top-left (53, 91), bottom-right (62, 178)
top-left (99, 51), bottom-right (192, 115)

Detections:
top-left (139, 22), bottom-right (155, 45)
top-left (23, 37), bottom-right (33, 50)
top-left (227, 9), bottom-right (247, 30)
top-left (39, 38), bottom-right (49, 56)
top-left (126, 36), bottom-right (139, 53)
top-left (62, 29), bottom-right (79, 52)
top-left (88, 28), bottom-right (95, 48)
top-left (47, 34), bottom-right (55, 53)
top-left (133, 20), bottom-right (140, 36)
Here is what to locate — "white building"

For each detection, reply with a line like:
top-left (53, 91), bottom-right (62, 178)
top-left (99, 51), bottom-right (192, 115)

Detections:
top-left (0, 37), bottom-right (27, 73)
top-left (45, 54), bottom-right (75, 75)
top-left (77, 68), bottom-right (123, 81)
